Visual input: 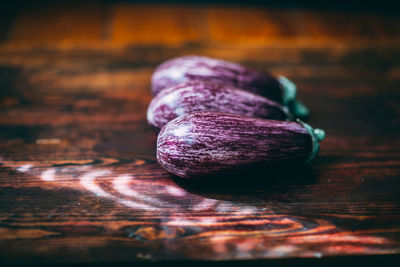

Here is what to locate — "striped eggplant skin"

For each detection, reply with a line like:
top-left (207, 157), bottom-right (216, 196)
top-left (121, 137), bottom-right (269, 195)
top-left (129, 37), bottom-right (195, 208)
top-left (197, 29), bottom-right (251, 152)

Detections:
top-left (157, 111), bottom-right (313, 179)
top-left (147, 81), bottom-right (289, 130)
top-left (151, 55), bottom-right (283, 103)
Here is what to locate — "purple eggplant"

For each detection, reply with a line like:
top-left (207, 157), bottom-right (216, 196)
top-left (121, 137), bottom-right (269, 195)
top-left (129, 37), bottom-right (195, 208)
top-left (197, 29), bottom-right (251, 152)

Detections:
top-left (147, 81), bottom-right (290, 130)
top-left (157, 111), bottom-right (325, 178)
top-left (151, 55), bottom-right (308, 118)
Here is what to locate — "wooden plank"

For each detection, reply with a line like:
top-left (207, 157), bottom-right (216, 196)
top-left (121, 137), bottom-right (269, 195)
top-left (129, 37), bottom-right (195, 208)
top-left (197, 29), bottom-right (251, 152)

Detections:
top-left (301, 11), bottom-right (400, 45)
top-left (3, 3), bottom-right (400, 48)
top-left (111, 5), bottom-right (204, 46)
top-left (369, 14), bottom-right (400, 44)
top-left (0, 46), bottom-right (400, 263)
top-left (206, 7), bottom-right (298, 46)
top-left (8, 2), bottom-right (103, 46)
top-left (207, 7), bottom-right (400, 47)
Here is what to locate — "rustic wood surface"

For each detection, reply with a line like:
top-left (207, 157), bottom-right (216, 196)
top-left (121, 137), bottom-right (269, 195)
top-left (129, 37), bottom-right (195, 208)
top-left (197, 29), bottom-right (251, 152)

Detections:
top-left (0, 1), bottom-right (400, 265)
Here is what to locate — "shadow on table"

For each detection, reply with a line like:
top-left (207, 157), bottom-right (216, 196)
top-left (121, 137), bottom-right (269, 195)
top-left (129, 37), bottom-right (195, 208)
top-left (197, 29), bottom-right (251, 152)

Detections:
top-left (173, 163), bottom-right (319, 202)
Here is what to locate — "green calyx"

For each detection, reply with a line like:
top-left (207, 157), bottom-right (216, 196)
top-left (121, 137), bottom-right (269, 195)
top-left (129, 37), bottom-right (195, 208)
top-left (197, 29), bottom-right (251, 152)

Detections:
top-left (296, 119), bottom-right (326, 164)
top-left (278, 76), bottom-right (310, 119)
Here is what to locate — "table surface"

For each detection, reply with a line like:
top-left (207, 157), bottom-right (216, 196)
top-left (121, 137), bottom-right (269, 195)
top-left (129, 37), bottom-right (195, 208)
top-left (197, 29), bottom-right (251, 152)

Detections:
top-left (0, 1), bottom-right (400, 265)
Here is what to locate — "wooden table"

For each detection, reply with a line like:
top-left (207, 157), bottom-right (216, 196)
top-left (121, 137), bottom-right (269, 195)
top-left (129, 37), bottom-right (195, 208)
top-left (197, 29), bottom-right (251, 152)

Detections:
top-left (1, 2), bottom-right (400, 265)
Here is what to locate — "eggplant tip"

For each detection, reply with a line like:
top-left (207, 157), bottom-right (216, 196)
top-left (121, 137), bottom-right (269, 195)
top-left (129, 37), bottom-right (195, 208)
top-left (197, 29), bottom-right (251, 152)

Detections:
top-left (313, 128), bottom-right (326, 142)
top-left (296, 119), bottom-right (325, 164)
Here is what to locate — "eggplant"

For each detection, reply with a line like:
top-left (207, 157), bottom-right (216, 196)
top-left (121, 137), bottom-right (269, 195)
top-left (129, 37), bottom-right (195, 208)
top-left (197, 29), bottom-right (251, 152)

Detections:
top-left (147, 81), bottom-right (290, 130)
top-left (157, 111), bottom-right (325, 178)
top-left (151, 55), bottom-right (308, 118)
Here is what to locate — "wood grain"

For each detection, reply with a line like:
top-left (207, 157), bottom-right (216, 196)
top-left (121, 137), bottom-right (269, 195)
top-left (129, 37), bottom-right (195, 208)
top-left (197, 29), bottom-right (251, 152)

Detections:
top-left (0, 45), bottom-right (400, 264)
top-left (8, 2), bottom-right (103, 46)
top-left (1, 3), bottom-right (399, 48)
top-left (0, 2), bottom-right (400, 264)
top-left (207, 7), bottom-right (297, 46)
top-left (112, 5), bottom-right (204, 46)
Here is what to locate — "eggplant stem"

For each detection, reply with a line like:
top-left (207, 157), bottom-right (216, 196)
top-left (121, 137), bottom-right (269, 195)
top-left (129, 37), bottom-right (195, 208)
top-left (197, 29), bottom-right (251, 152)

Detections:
top-left (313, 128), bottom-right (326, 142)
top-left (296, 119), bottom-right (326, 164)
top-left (279, 76), bottom-right (310, 119)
